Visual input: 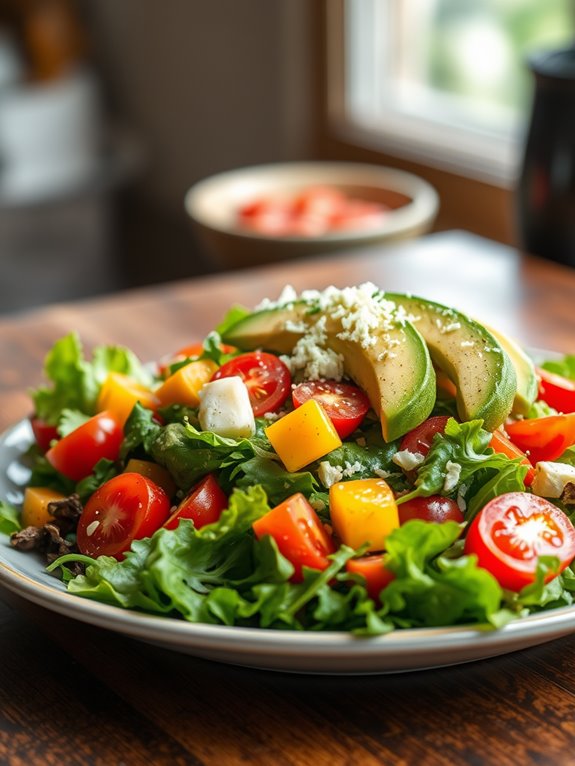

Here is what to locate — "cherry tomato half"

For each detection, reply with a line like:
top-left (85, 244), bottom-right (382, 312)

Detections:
top-left (464, 492), bottom-right (575, 591)
top-left (45, 411), bottom-right (123, 482)
top-left (77, 473), bottom-right (171, 559)
top-left (537, 367), bottom-right (575, 413)
top-left (30, 416), bottom-right (59, 453)
top-left (346, 554), bottom-right (395, 602)
top-left (398, 496), bottom-right (464, 525)
top-left (292, 380), bottom-right (370, 439)
top-left (490, 430), bottom-right (535, 486)
top-left (164, 474), bottom-right (228, 530)
top-left (211, 351), bottom-right (291, 416)
top-left (506, 414), bottom-right (575, 464)
top-left (252, 493), bottom-right (335, 582)
top-left (399, 416), bottom-right (450, 457)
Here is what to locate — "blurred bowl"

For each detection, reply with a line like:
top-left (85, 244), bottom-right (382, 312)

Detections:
top-left (185, 162), bottom-right (439, 269)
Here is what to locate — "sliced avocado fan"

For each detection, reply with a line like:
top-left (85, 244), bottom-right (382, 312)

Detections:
top-left (386, 293), bottom-right (517, 431)
top-left (222, 293), bottom-right (436, 442)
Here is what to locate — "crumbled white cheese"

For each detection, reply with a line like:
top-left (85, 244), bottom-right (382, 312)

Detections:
top-left (280, 316), bottom-right (345, 380)
top-left (318, 461), bottom-right (344, 488)
top-left (342, 461), bottom-right (363, 478)
top-left (198, 377), bottom-right (255, 438)
top-left (532, 462), bottom-right (575, 498)
top-left (255, 284), bottom-right (298, 310)
top-left (456, 483), bottom-right (468, 513)
top-left (374, 468), bottom-right (393, 479)
top-left (392, 449), bottom-right (425, 472)
top-left (443, 461), bottom-right (462, 493)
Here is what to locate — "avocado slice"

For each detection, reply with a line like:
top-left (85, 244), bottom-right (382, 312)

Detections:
top-left (222, 300), bottom-right (436, 442)
top-left (386, 293), bottom-right (517, 431)
top-left (480, 324), bottom-right (538, 416)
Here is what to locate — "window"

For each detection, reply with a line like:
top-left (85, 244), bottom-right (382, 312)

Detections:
top-left (329, 0), bottom-right (574, 185)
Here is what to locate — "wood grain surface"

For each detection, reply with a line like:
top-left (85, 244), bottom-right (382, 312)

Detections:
top-left (1, 231), bottom-right (575, 766)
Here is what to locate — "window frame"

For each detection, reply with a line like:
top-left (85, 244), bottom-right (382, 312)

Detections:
top-left (325, 0), bottom-right (535, 189)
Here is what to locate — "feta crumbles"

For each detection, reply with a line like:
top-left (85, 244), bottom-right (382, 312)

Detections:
top-left (531, 461), bottom-right (575, 499)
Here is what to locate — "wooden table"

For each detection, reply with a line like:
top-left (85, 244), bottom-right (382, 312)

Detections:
top-left (1, 230), bottom-right (575, 765)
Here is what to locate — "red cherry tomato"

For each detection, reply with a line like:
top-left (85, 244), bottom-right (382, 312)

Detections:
top-left (164, 474), bottom-right (228, 530)
top-left (329, 200), bottom-right (387, 231)
top-left (398, 496), bottom-right (464, 525)
top-left (30, 416), bottom-right (59, 452)
top-left (252, 493), bottom-right (335, 582)
top-left (346, 554), bottom-right (395, 602)
top-left (464, 492), bottom-right (575, 591)
top-left (506, 414), bottom-right (575, 463)
top-left (537, 367), bottom-right (575, 413)
top-left (211, 351), bottom-right (291, 416)
top-left (400, 416), bottom-right (450, 457)
top-left (45, 411), bottom-right (123, 482)
top-left (490, 430), bottom-right (535, 486)
top-left (159, 342), bottom-right (236, 377)
top-left (77, 473), bottom-right (171, 559)
top-left (291, 380), bottom-right (370, 439)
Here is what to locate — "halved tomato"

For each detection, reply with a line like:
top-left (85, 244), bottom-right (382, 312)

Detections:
top-left (398, 496), bottom-right (464, 525)
top-left (211, 351), bottom-right (291, 416)
top-left (506, 414), bottom-right (575, 463)
top-left (399, 416), bottom-right (450, 457)
top-left (45, 411), bottom-right (123, 482)
top-left (292, 380), bottom-right (370, 439)
top-left (464, 491), bottom-right (575, 591)
top-left (537, 367), bottom-right (575, 413)
top-left (77, 473), bottom-right (171, 559)
top-left (164, 474), bottom-right (228, 530)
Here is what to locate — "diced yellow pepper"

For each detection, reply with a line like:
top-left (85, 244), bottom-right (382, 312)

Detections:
top-left (98, 372), bottom-right (160, 426)
top-left (156, 359), bottom-right (218, 408)
top-left (265, 399), bottom-right (342, 472)
top-left (329, 478), bottom-right (399, 552)
top-left (21, 487), bottom-right (66, 528)
top-left (125, 458), bottom-right (176, 498)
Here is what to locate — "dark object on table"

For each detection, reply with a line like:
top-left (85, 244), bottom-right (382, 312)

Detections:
top-left (517, 46), bottom-right (575, 266)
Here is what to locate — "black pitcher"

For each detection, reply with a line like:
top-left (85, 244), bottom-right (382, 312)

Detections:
top-left (517, 46), bottom-right (575, 266)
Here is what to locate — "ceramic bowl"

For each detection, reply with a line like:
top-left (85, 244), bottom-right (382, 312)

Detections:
top-left (184, 162), bottom-right (439, 269)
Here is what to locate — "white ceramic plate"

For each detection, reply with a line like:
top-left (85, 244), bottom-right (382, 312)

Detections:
top-left (1, 419), bottom-right (575, 675)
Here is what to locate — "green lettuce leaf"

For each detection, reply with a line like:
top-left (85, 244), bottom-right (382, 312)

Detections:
top-left (31, 333), bottom-right (152, 424)
top-left (0, 500), bottom-right (21, 535)
top-left (541, 355), bottom-right (575, 381)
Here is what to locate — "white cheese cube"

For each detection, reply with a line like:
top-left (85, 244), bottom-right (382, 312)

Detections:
top-left (198, 377), bottom-right (255, 439)
top-left (531, 461), bottom-right (575, 498)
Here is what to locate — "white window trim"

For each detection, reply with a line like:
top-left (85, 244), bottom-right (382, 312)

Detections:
top-left (326, 0), bottom-right (524, 189)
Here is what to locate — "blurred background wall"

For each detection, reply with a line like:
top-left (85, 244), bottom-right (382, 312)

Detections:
top-left (0, 0), bottom-right (316, 313)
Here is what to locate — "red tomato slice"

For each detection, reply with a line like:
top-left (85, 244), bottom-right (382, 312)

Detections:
top-left (464, 492), bottom-right (575, 591)
top-left (30, 416), bottom-right (59, 453)
top-left (292, 186), bottom-right (347, 218)
top-left (346, 554), bottom-right (395, 602)
top-left (77, 473), bottom-right (171, 559)
top-left (398, 496), bottom-right (464, 525)
top-left (490, 430), bottom-right (535, 486)
top-left (291, 380), bottom-right (370, 439)
top-left (211, 351), bottom-right (291, 416)
top-left (45, 411), bottom-right (123, 482)
top-left (252, 493), bottom-right (335, 582)
top-left (164, 474), bottom-right (228, 530)
top-left (537, 367), bottom-right (575, 413)
top-left (400, 416), bottom-right (450, 457)
top-left (506, 414), bottom-right (575, 463)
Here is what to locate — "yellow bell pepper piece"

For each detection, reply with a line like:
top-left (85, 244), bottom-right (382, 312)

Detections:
top-left (98, 372), bottom-right (160, 426)
top-left (125, 458), bottom-right (176, 498)
top-left (329, 478), bottom-right (399, 552)
top-left (156, 359), bottom-right (218, 408)
top-left (21, 487), bottom-right (66, 528)
top-left (265, 399), bottom-right (342, 472)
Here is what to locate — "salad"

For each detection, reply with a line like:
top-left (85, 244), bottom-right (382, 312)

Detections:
top-left (3, 282), bottom-right (575, 637)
